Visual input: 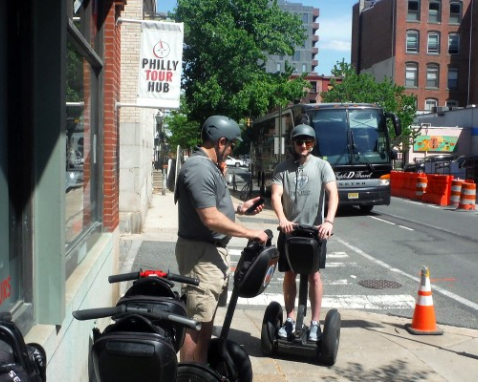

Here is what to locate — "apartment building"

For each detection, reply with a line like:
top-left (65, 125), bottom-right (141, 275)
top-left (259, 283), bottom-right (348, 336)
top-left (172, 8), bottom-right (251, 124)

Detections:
top-left (265, 0), bottom-right (319, 75)
top-left (352, 0), bottom-right (478, 113)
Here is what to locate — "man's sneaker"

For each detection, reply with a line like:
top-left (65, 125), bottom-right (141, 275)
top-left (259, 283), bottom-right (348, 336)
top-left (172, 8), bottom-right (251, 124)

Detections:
top-left (308, 321), bottom-right (322, 342)
top-left (278, 317), bottom-right (295, 338)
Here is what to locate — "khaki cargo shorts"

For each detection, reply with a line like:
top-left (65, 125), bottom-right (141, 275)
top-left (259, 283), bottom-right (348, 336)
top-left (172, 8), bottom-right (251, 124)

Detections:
top-left (175, 237), bottom-right (230, 322)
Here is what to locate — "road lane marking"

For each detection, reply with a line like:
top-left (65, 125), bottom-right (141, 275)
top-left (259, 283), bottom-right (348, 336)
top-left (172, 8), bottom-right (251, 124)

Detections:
top-left (336, 237), bottom-right (478, 312)
top-left (230, 292), bottom-right (415, 310)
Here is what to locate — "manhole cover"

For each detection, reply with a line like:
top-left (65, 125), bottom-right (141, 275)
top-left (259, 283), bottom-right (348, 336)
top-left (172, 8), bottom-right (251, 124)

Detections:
top-left (358, 280), bottom-right (402, 289)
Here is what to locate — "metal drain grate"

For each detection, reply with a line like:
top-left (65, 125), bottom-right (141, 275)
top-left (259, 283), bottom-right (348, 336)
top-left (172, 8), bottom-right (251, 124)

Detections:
top-left (358, 279), bottom-right (402, 289)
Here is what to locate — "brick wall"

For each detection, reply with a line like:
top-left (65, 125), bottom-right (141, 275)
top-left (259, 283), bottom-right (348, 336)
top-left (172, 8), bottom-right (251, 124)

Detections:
top-left (103, 1), bottom-right (122, 231)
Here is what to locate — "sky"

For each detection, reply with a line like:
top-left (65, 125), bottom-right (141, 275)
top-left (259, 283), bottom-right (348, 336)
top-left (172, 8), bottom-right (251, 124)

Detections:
top-left (156, 0), bottom-right (358, 76)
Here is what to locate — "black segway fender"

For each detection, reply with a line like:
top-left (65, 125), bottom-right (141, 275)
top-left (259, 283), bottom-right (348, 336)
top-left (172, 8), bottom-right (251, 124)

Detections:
top-left (208, 338), bottom-right (252, 382)
top-left (319, 309), bottom-right (341, 366)
top-left (176, 362), bottom-right (222, 382)
top-left (261, 301), bottom-right (283, 356)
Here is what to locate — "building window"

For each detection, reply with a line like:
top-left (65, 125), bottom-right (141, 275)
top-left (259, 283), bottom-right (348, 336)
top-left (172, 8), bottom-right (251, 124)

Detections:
top-left (293, 51), bottom-right (300, 61)
top-left (405, 62), bottom-right (418, 87)
top-left (276, 63), bottom-right (281, 72)
top-left (446, 100), bottom-right (459, 108)
top-left (425, 98), bottom-right (438, 111)
top-left (448, 33), bottom-right (460, 54)
top-left (448, 67), bottom-right (458, 89)
top-left (427, 32), bottom-right (440, 54)
top-left (407, 0), bottom-right (420, 21)
top-left (449, 2), bottom-right (462, 24)
top-left (426, 64), bottom-right (439, 88)
top-left (406, 30), bottom-right (419, 53)
top-left (302, 63), bottom-right (307, 73)
top-left (65, 1), bottom-right (103, 276)
top-left (302, 13), bottom-right (309, 23)
top-left (428, 0), bottom-right (441, 23)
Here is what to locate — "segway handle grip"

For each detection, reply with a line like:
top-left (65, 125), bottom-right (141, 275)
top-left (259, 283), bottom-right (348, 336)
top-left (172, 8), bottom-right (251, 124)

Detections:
top-left (108, 271), bottom-right (140, 283)
top-left (73, 305), bottom-right (125, 321)
top-left (166, 273), bottom-right (200, 286)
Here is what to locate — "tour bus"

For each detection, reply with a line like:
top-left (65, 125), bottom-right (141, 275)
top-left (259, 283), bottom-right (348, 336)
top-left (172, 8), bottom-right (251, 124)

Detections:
top-left (250, 103), bottom-right (401, 212)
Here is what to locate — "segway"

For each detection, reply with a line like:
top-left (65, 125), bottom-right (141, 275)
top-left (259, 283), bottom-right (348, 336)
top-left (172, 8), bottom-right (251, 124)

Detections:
top-left (206, 229), bottom-right (279, 382)
top-left (73, 269), bottom-right (223, 382)
top-left (261, 225), bottom-right (341, 366)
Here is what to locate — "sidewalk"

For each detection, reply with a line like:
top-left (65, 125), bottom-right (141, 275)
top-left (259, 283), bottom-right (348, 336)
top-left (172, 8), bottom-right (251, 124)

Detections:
top-left (119, 181), bottom-right (478, 381)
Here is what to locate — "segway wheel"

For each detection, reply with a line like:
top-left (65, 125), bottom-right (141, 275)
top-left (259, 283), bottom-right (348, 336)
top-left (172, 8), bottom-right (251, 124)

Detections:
top-left (260, 301), bottom-right (283, 356)
top-left (207, 338), bottom-right (252, 382)
top-left (177, 363), bottom-right (222, 382)
top-left (319, 309), bottom-right (341, 366)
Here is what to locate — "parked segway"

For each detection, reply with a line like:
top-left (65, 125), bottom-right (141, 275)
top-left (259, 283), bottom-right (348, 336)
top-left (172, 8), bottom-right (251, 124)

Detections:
top-left (73, 269), bottom-right (223, 382)
top-left (261, 225), bottom-right (341, 366)
top-left (206, 229), bottom-right (279, 382)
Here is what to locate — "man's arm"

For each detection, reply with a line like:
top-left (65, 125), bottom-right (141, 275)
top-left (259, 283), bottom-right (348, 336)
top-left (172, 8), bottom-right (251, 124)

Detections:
top-left (196, 207), bottom-right (268, 243)
top-left (271, 183), bottom-right (295, 233)
top-left (318, 180), bottom-right (339, 239)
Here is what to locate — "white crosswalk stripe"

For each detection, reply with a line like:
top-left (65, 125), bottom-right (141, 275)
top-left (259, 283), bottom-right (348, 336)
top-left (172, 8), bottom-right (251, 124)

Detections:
top-left (226, 247), bottom-right (416, 310)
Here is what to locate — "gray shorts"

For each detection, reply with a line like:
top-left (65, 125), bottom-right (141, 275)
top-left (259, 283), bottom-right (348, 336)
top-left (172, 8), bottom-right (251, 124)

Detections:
top-left (175, 237), bottom-right (230, 322)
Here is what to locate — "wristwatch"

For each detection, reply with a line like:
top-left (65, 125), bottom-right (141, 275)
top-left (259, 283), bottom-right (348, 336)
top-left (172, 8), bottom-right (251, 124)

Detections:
top-left (237, 203), bottom-right (243, 214)
top-left (324, 219), bottom-right (334, 225)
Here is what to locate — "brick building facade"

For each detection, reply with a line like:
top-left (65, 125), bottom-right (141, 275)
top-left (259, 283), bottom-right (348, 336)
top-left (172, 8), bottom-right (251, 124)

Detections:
top-left (352, 0), bottom-right (478, 112)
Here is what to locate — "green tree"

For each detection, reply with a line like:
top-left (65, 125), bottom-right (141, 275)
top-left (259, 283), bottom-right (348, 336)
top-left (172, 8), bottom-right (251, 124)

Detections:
top-left (173, 0), bottom-right (309, 123)
top-left (165, 98), bottom-right (201, 153)
top-left (323, 60), bottom-right (417, 148)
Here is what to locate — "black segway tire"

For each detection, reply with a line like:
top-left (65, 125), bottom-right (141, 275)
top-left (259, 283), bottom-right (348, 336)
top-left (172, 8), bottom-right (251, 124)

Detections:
top-left (176, 363), bottom-right (222, 382)
top-left (208, 338), bottom-right (252, 382)
top-left (319, 309), bottom-right (341, 366)
top-left (261, 301), bottom-right (283, 356)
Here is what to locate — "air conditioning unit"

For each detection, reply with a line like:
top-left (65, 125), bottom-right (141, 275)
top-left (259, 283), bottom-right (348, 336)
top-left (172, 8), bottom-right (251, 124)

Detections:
top-left (432, 106), bottom-right (448, 115)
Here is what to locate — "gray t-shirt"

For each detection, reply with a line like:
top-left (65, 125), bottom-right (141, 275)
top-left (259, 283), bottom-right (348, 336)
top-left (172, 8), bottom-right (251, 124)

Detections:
top-left (272, 155), bottom-right (336, 226)
top-left (175, 147), bottom-right (234, 244)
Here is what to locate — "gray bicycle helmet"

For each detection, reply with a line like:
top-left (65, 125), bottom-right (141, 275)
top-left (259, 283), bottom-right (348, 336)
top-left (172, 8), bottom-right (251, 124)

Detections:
top-left (201, 115), bottom-right (243, 143)
top-left (291, 124), bottom-right (316, 140)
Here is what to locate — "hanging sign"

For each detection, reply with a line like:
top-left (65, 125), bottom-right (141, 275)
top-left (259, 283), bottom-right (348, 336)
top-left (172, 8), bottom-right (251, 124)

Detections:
top-left (137, 21), bottom-right (184, 109)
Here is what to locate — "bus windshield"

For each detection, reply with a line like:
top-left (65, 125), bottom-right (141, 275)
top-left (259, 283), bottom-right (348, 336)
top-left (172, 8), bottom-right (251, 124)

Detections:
top-left (309, 108), bottom-right (390, 165)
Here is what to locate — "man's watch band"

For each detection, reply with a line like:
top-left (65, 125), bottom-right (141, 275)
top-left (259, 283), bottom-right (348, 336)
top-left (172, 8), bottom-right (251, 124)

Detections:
top-left (237, 203), bottom-right (243, 214)
top-left (324, 219), bottom-right (334, 225)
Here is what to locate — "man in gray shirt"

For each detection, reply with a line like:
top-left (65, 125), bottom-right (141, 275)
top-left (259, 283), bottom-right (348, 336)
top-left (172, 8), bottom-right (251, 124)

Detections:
top-left (175, 115), bottom-right (268, 363)
top-left (272, 124), bottom-right (338, 342)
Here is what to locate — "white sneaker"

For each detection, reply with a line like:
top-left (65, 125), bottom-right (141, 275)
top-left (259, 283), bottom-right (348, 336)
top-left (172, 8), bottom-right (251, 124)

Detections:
top-left (278, 317), bottom-right (295, 338)
top-left (308, 321), bottom-right (322, 342)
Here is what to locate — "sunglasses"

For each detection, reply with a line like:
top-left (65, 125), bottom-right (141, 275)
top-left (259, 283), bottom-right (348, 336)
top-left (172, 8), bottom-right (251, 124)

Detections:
top-left (229, 142), bottom-right (236, 150)
top-left (294, 139), bottom-right (314, 148)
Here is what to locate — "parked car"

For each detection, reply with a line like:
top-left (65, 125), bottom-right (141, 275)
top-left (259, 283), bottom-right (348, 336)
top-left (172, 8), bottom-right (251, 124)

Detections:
top-left (225, 156), bottom-right (246, 167)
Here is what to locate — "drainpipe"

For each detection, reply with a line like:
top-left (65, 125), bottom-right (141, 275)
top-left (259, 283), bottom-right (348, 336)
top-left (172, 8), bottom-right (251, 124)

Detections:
top-left (467, 0), bottom-right (474, 105)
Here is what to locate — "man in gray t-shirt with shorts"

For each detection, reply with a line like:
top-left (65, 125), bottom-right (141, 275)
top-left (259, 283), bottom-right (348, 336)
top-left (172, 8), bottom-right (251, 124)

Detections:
top-left (272, 124), bottom-right (339, 342)
top-left (175, 115), bottom-right (268, 364)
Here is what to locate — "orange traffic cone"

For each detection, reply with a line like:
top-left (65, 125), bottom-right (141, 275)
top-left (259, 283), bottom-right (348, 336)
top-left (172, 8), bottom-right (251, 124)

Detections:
top-left (405, 266), bottom-right (443, 335)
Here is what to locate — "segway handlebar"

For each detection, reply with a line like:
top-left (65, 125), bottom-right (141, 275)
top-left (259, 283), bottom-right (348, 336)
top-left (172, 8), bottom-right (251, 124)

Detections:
top-left (108, 269), bottom-right (200, 286)
top-left (73, 305), bottom-right (202, 331)
top-left (277, 224), bottom-right (332, 235)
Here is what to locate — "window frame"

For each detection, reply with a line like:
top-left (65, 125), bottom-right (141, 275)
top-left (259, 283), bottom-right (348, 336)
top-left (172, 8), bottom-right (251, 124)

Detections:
top-left (405, 62), bottom-right (419, 88)
top-left (428, 0), bottom-right (441, 23)
top-left (406, 30), bottom-right (420, 53)
top-left (447, 67), bottom-right (458, 89)
top-left (448, 33), bottom-right (460, 54)
top-left (427, 31), bottom-right (440, 54)
top-left (426, 63), bottom-right (440, 88)
top-left (449, 1), bottom-right (462, 24)
top-left (425, 98), bottom-right (438, 111)
top-left (407, 0), bottom-right (421, 21)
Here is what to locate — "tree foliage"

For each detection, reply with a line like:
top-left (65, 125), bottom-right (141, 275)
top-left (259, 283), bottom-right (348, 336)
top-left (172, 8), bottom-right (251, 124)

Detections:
top-left (165, 98), bottom-right (201, 152)
top-left (322, 60), bottom-right (417, 149)
top-left (173, 0), bottom-right (309, 124)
